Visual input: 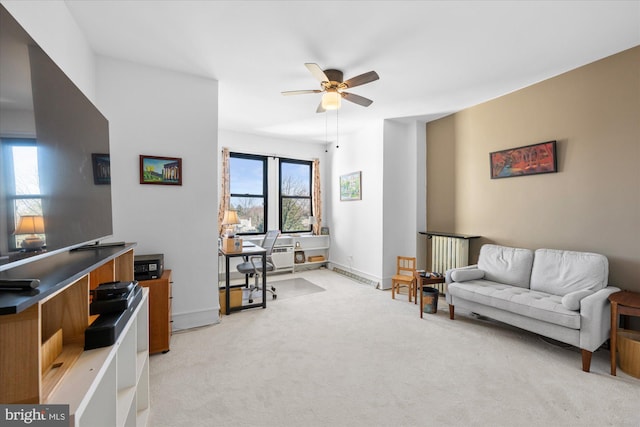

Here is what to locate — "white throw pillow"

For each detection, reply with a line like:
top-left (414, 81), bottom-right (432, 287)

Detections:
top-left (451, 269), bottom-right (485, 282)
top-left (561, 289), bottom-right (594, 311)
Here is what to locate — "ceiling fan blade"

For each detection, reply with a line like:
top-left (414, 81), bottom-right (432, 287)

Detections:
top-left (341, 92), bottom-right (373, 107)
top-left (305, 63), bottom-right (329, 82)
top-left (316, 102), bottom-right (326, 113)
top-left (342, 71), bottom-right (379, 89)
top-left (281, 90), bottom-right (323, 96)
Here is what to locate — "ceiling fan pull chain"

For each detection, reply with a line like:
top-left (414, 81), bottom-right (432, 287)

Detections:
top-left (336, 108), bottom-right (339, 149)
top-left (325, 109), bottom-right (329, 153)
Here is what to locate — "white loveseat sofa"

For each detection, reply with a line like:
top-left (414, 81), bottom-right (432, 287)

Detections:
top-left (445, 244), bottom-right (620, 372)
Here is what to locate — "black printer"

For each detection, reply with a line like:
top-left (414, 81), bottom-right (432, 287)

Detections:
top-left (134, 254), bottom-right (164, 281)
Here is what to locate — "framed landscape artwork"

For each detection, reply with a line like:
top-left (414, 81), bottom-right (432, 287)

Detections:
top-left (140, 155), bottom-right (182, 185)
top-left (490, 140), bottom-right (558, 179)
top-left (340, 171), bottom-right (362, 201)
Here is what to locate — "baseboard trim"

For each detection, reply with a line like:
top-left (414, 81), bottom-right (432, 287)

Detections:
top-left (332, 266), bottom-right (380, 288)
top-left (171, 308), bottom-right (219, 332)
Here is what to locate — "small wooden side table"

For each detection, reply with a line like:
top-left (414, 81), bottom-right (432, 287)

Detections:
top-left (609, 290), bottom-right (640, 376)
top-left (414, 272), bottom-right (446, 319)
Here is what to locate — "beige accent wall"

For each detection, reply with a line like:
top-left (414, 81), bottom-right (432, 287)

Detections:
top-left (426, 46), bottom-right (640, 292)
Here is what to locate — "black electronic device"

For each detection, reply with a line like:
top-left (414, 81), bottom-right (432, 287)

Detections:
top-left (0, 6), bottom-right (113, 273)
top-left (91, 281), bottom-right (136, 301)
top-left (134, 254), bottom-right (164, 281)
top-left (90, 284), bottom-right (141, 315)
top-left (0, 278), bottom-right (40, 290)
top-left (85, 285), bottom-right (143, 350)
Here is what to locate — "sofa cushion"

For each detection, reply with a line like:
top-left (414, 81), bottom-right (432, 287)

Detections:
top-left (451, 269), bottom-right (485, 282)
top-left (561, 289), bottom-right (594, 311)
top-left (448, 280), bottom-right (580, 329)
top-left (530, 249), bottom-right (609, 296)
top-left (477, 245), bottom-right (534, 289)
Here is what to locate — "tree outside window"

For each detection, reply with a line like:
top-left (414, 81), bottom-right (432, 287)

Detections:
top-left (280, 159), bottom-right (312, 233)
top-left (229, 153), bottom-right (267, 235)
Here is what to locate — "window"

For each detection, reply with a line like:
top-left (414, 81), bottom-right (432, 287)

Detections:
top-left (279, 159), bottom-right (312, 233)
top-left (229, 153), bottom-right (267, 235)
top-left (1, 139), bottom-right (44, 250)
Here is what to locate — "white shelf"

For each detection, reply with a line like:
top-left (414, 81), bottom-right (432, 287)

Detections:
top-left (46, 290), bottom-right (149, 427)
top-left (117, 386), bottom-right (136, 427)
top-left (296, 246), bottom-right (329, 251)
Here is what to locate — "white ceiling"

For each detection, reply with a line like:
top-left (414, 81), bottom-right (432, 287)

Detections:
top-left (64, 0), bottom-right (640, 143)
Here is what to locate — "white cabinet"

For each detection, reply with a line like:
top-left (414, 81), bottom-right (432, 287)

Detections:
top-left (244, 234), bottom-right (329, 273)
top-left (292, 235), bottom-right (330, 272)
top-left (47, 290), bottom-right (150, 427)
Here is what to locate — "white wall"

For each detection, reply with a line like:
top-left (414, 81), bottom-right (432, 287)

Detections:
top-left (325, 118), bottom-right (427, 289)
top-left (327, 121), bottom-right (384, 284)
top-left (415, 122), bottom-right (427, 270)
top-left (381, 119), bottom-right (418, 288)
top-left (1, 0), bottom-right (96, 102)
top-left (97, 57), bottom-right (219, 330)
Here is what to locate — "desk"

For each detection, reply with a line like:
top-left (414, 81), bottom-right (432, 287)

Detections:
top-left (219, 242), bottom-right (267, 315)
top-left (609, 290), bottom-right (640, 376)
top-left (415, 272), bottom-right (445, 319)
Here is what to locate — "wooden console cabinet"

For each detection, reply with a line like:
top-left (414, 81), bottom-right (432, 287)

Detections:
top-left (139, 269), bottom-right (172, 354)
top-left (0, 245), bottom-right (150, 426)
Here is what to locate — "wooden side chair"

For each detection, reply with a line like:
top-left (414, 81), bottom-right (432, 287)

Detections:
top-left (391, 256), bottom-right (417, 302)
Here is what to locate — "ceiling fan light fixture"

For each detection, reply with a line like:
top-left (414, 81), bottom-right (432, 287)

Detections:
top-left (321, 91), bottom-right (341, 110)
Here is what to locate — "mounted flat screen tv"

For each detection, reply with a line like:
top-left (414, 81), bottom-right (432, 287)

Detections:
top-left (0, 5), bottom-right (113, 271)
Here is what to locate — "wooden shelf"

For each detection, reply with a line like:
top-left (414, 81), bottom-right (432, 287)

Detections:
top-left (0, 244), bottom-right (149, 426)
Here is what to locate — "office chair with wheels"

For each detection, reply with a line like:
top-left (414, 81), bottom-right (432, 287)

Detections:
top-left (236, 230), bottom-right (280, 303)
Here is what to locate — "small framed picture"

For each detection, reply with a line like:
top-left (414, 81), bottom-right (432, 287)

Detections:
top-left (92, 153), bottom-right (111, 185)
top-left (140, 155), bottom-right (182, 185)
top-left (340, 171), bottom-right (361, 201)
top-left (294, 251), bottom-right (306, 264)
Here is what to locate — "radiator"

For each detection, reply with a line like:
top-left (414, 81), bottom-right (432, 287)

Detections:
top-left (271, 245), bottom-right (294, 269)
top-left (431, 235), bottom-right (469, 274)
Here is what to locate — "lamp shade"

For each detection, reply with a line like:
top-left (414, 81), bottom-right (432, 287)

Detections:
top-left (222, 210), bottom-right (240, 225)
top-left (321, 91), bottom-right (341, 110)
top-left (15, 215), bottom-right (45, 235)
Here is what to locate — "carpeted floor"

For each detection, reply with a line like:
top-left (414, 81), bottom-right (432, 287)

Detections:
top-left (242, 277), bottom-right (326, 302)
top-left (149, 269), bottom-right (640, 427)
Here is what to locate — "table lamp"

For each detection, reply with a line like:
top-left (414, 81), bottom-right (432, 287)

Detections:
top-left (14, 215), bottom-right (45, 250)
top-left (308, 216), bottom-right (317, 235)
top-left (222, 210), bottom-right (240, 237)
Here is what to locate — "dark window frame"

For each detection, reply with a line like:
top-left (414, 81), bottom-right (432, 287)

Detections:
top-left (229, 152), bottom-right (268, 236)
top-left (279, 158), bottom-right (313, 234)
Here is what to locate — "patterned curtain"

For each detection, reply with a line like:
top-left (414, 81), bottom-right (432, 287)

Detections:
top-left (217, 148), bottom-right (230, 236)
top-left (312, 158), bottom-right (322, 235)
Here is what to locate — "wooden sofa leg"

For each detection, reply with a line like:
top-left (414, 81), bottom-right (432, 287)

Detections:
top-left (581, 349), bottom-right (592, 372)
top-left (449, 305), bottom-right (455, 320)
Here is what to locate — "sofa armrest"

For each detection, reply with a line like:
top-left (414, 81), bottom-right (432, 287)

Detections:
top-left (445, 264), bottom-right (478, 284)
top-left (579, 286), bottom-right (621, 351)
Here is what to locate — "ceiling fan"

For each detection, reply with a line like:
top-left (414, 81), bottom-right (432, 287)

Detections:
top-left (282, 63), bottom-right (379, 113)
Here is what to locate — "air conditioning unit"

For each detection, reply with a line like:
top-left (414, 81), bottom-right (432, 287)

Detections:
top-left (271, 245), bottom-right (294, 269)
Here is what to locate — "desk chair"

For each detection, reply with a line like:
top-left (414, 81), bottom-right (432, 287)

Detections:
top-left (237, 230), bottom-right (280, 303)
top-left (391, 256), bottom-right (417, 302)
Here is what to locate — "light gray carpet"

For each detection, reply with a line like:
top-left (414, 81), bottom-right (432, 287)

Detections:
top-left (149, 269), bottom-right (640, 427)
top-left (248, 277), bottom-right (325, 302)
